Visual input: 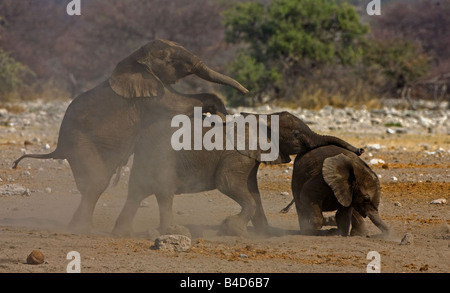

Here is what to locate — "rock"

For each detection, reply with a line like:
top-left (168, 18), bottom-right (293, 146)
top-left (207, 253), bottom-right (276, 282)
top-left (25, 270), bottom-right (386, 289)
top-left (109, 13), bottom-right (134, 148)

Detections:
top-left (151, 235), bottom-right (191, 252)
top-left (391, 176), bottom-right (398, 181)
top-left (26, 250), bottom-right (45, 265)
top-left (366, 144), bottom-right (381, 150)
top-left (400, 233), bottom-right (413, 245)
top-left (45, 187), bottom-right (52, 193)
top-left (430, 198), bottom-right (447, 204)
top-left (369, 158), bottom-right (385, 165)
top-left (386, 128), bottom-right (395, 134)
top-left (394, 201), bottom-right (402, 207)
top-left (0, 184), bottom-right (31, 196)
top-left (280, 191), bottom-right (290, 197)
top-left (43, 143), bottom-right (51, 150)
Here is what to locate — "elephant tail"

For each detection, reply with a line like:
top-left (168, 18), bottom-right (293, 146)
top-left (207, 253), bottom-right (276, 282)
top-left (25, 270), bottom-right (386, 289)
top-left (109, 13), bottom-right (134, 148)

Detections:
top-left (12, 149), bottom-right (65, 169)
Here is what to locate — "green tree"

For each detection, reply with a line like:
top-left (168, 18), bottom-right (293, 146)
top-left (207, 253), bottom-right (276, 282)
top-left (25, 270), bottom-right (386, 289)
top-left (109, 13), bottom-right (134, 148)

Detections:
top-left (0, 16), bottom-right (33, 100)
top-left (0, 49), bottom-right (33, 96)
top-left (364, 39), bottom-right (430, 92)
top-left (223, 0), bottom-right (369, 105)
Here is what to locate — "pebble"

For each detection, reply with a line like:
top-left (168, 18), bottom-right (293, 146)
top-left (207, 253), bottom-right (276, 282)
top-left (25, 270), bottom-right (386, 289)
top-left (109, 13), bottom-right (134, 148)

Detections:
top-left (430, 198), bottom-right (447, 204)
top-left (26, 250), bottom-right (45, 265)
top-left (280, 191), bottom-right (290, 197)
top-left (0, 184), bottom-right (31, 196)
top-left (369, 158), bottom-right (385, 165)
top-left (366, 144), bottom-right (381, 150)
top-left (151, 235), bottom-right (191, 252)
top-left (400, 233), bottom-right (413, 245)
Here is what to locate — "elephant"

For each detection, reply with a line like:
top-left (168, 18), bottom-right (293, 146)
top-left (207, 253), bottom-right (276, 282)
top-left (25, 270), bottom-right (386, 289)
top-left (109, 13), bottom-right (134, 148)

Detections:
top-left (112, 111), bottom-right (364, 237)
top-left (290, 145), bottom-right (390, 236)
top-left (12, 39), bottom-right (248, 233)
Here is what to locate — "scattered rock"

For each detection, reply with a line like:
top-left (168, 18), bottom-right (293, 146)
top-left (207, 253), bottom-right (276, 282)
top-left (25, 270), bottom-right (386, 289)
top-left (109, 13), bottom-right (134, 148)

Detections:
top-left (0, 184), bottom-right (31, 196)
top-left (391, 176), bottom-right (398, 181)
top-left (366, 144), bottom-right (381, 151)
top-left (369, 158), bottom-right (385, 165)
top-left (280, 191), bottom-right (290, 197)
top-left (26, 250), bottom-right (45, 265)
top-left (400, 233), bottom-right (413, 245)
top-left (430, 198), bottom-right (447, 204)
top-left (394, 201), bottom-right (402, 207)
top-left (151, 235), bottom-right (191, 252)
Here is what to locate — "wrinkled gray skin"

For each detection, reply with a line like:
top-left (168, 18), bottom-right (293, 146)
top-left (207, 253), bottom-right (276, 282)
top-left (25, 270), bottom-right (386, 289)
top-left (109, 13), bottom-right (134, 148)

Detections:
top-left (290, 145), bottom-right (389, 236)
top-left (112, 112), bottom-right (364, 237)
top-left (12, 39), bottom-right (248, 233)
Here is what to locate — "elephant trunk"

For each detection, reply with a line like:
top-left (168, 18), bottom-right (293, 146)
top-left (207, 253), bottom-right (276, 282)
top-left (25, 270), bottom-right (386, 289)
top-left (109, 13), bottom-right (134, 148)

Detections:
top-left (192, 59), bottom-right (249, 95)
top-left (367, 210), bottom-right (390, 235)
top-left (315, 134), bottom-right (364, 156)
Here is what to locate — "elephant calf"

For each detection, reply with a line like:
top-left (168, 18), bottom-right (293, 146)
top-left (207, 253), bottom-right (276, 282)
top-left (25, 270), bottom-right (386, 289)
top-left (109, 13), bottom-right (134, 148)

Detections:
top-left (112, 112), bottom-right (364, 237)
top-left (292, 145), bottom-right (389, 236)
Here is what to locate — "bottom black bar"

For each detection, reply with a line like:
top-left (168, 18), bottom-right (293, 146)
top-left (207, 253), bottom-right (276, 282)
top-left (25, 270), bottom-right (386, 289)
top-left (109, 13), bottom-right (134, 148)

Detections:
top-left (0, 273), bottom-right (445, 291)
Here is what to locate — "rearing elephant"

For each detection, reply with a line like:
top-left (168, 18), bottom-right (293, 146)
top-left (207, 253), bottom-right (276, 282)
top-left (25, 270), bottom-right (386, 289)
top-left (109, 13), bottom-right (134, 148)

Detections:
top-left (13, 39), bottom-right (248, 233)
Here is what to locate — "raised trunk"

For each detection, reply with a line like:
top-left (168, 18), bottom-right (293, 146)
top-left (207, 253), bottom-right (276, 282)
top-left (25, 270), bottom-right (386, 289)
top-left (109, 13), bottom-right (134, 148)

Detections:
top-left (367, 211), bottom-right (390, 235)
top-left (192, 60), bottom-right (249, 95)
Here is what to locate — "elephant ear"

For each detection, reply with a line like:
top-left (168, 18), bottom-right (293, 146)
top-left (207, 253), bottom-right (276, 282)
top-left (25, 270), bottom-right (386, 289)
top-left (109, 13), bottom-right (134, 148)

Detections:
top-left (229, 113), bottom-right (291, 164)
top-left (322, 153), bottom-right (354, 207)
top-left (109, 48), bottom-right (164, 99)
top-left (352, 160), bottom-right (381, 206)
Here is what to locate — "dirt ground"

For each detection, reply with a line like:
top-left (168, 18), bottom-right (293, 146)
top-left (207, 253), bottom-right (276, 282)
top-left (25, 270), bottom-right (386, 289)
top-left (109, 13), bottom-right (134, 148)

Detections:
top-left (0, 122), bottom-right (449, 274)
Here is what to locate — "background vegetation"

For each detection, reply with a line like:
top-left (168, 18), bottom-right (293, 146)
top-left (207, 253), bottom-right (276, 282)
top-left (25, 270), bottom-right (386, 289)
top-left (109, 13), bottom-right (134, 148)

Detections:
top-left (0, 0), bottom-right (448, 108)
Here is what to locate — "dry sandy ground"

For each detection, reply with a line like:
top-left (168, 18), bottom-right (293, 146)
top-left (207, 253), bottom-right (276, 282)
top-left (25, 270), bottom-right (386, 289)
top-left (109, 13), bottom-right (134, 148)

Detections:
top-left (0, 122), bottom-right (449, 275)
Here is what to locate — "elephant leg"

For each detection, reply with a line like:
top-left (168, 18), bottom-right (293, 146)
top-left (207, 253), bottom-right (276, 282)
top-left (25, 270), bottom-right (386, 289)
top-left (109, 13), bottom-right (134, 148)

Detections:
top-left (67, 153), bottom-right (113, 233)
top-left (113, 163), bottom-right (155, 236)
top-left (217, 180), bottom-right (257, 236)
top-left (155, 192), bottom-right (174, 235)
top-left (295, 179), bottom-right (323, 235)
top-left (247, 165), bottom-right (269, 235)
top-left (350, 210), bottom-right (368, 236)
top-left (336, 207), bottom-right (353, 236)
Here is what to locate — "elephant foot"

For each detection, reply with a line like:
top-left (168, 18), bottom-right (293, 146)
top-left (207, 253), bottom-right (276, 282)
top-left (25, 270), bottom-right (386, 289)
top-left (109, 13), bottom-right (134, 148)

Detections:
top-left (350, 227), bottom-right (368, 237)
top-left (218, 216), bottom-right (248, 237)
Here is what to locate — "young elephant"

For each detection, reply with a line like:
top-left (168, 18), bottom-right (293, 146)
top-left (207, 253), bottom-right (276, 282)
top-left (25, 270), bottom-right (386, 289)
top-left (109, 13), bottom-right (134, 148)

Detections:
top-left (112, 112), bottom-right (364, 237)
top-left (292, 145), bottom-right (389, 236)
